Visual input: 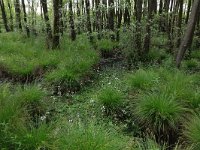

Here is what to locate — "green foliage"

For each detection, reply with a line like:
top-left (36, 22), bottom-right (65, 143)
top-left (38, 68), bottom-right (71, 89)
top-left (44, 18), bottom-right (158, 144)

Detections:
top-left (126, 69), bottom-right (159, 90)
top-left (152, 35), bottom-right (168, 47)
top-left (98, 87), bottom-right (123, 108)
top-left (0, 83), bottom-right (47, 149)
top-left (57, 121), bottom-right (128, 150)
top-left (191, 50), bottom-right (200, 60)
top-left (134, 92), bottom-right (184, 136)
top-left (184, 115), bottom-right (200, 150)
top-left (183, 59), bottom-right (199, 69)
top-left (160, 71), bottom-right (196, 100)
top-left (0, 33), bottom-right (99, 91)
top-left (147, 48), bottom-right (169, 62)
top-left (96, 39), bottom-right (117, 52)
top-left (13, 123), bottom-right (54, 150)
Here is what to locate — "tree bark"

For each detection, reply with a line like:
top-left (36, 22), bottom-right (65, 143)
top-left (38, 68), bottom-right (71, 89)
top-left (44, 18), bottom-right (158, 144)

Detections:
top-left (14, 0), bottom-right (22, 30)
top-left (40, 0), bottom-right (53, 49)
top-left (0, 0), bottom-right (10, 32)
top-left (108, 0), bottom-right (115, 31)
top-left (86, 0), bottom-right (93, 41)
top-left (69, 0), bottom-right (76, 41)
top-left (52, 0), bottom-right (61, 49)
top-left (185, 0), bottom-right (192, 24)
top-left (176, 0), bottom-right (200, 67)
top-left (134, 0), bottom-right (143, 57)
top-left (22, 0), bottom-right (30, 37)
top-left (7, 0), bottom-right (13, 31)
top-left (143, 0), bottom-right (155, 55)
top-left (124, 0), bottom-right (130, 25)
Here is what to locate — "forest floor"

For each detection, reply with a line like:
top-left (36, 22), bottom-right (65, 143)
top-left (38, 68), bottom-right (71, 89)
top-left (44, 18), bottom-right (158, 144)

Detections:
top-left (1, 32), bottom-right (200, 149)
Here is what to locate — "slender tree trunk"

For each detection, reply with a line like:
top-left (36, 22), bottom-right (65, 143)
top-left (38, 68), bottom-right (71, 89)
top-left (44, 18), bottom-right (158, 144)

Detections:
top-left (176, 0), bottom-right (200, 67)
top-left (22, 0), bottom-right (30, 37)
top-left (124, 0), bottom-right (130, 25)
top-left (143, 0), bottom-right (155, 55)
top-left (0, 0), bottom-right (10, 32)
top-left (134, 0), bottom-right (143, 57)
top-left (31, 0), bottom-right (37, 35)
top-left (176, 0), bottom-right (183, 47)
top-left (59, 0), bottom-right (64, 35)
top-left (40, 0), bottom-right (53, 49)
top-left (85, 0), bottom-right (92, 41)
top-left (14, 0), bottom-right (22, 31)
top-left (69, 0), bottom-right (76, 41)
top-left (108, 0), bottom-right (114, 31)
top-left (116, 0), bottom-right (122, 41)
top-left (7, 0), bottom-right (13, 31)
top-left (52, 0), bottom-right (61, 49)
top-left (185, 0), bottom-right (192, 24)
top-left (77, 0), bottom-right (81, 34)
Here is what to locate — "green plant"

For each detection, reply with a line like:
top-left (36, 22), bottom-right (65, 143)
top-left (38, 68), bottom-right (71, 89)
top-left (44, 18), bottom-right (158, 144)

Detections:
top-left (96, 39), bottom-right (117, 52)
top-left (57, 121), bottom-right (128, 150)
top-left (13, 123), bottom-right (54, 150)
top-left (134, 92), bottom-right (184, 138)
top-left (184, 115), bottom-right (200, 150)
top-left (191, 50), bottom-right (200, 60)
top-left (98, 87), bottom-right (123, 108)
top-left (183, 59), bottom-right (199, 69)
top-left (0, 84), bottom-right (48, 149)
top-left (126, 69), bottom-right (159, 90)
top-left (160, 71), bottom-right (196, 100)
top-left (147, 48), bottom-right (168, 62)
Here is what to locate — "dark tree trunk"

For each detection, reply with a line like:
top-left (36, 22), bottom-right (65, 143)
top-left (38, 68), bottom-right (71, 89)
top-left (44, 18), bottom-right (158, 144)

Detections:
top-left (134, 0), bottom-right (143, 57)
top-left (59, 0), bottom-right (64, 35)
top-left (124, 0), bottom-right (130, 25)
top-left (143, 0), bottom-right (155, 55)
top-left (176, 0), bottom-right (200, 67)
top-left (77, 0), bottom-right (81, 34)
top-left (108, 0), bottom-right (114, 31)
top-left (7, 0), bottom-right (13, 31)
top-left (116, 0), bottom-right (122, 41)
top-left (69, 0), bottom-right (76, 41)
top-left (0, 0), bottom-right (10, 32)
top-left (176, 0), bottom-right (184, 47)
top-left (52, 0), bottom-right (61, 49)
top-left (95, 0), bottom-right (101, 38)
top-left (22, 0), bottom-right (30, 37)
top-left (185, 0), bottom-right (192, 24)
top-left (40, 0), bottom-right (53, 49)
top-left (14, 0), bottom-right (22, 30)
top-left (85, 0), bottom-right (93, 41)
top-left (31, 0), bottom-right (37, 35)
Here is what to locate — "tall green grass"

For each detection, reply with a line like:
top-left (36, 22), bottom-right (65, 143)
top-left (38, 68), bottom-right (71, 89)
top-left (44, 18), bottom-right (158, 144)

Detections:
top-left (0, 33), bottom-right (99, 88)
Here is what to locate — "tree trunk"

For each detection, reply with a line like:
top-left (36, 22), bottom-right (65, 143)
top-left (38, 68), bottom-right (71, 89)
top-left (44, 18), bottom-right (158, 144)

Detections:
top-left (14, 0), bottom-right (22, 31)
top-left (69, 0), bottom-right (76, 41)
top-left (176, 0), bottom-right (200, 67)
top-left (52, 0), bottom-right (61, 49)
top-left (124, 0), bottom-right (130, 25)
top-left (176, 0), bottom-right (183, 47)
top-left (0, 0), bottom-right (10, 32)
top-left (108, 0), bottom-right (114, 31)
top-left (22, 0), bottom-right (30, 37)
top-left (85, 0), bottom-right (93, 41)
top-left (7, 0), bottom-right (13, 31)
top-left (143, 0), bottom-right (155, 56)
top-left (116, 0), bottom-right (122, 41)
top-left (185, 0), bottom-right (192, 24)
top-left (40, 0), bottom-right (53, 49)
top-left (59, 0), bottom-right (64, 35)
top-left (134, 0), bottom-right (143, 57)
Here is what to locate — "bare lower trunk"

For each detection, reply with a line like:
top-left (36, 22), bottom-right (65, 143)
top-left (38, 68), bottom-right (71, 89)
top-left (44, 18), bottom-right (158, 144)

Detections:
top-left (176, 0), bottom-right (200, 67)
